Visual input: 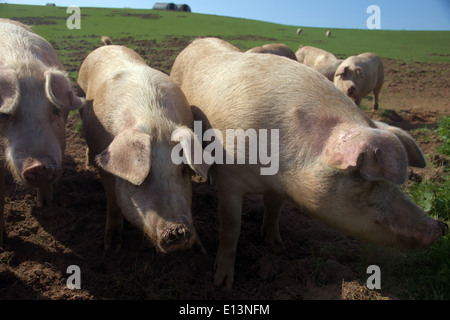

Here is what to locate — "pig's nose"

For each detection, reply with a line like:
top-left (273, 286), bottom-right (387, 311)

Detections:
top-left (163, 225), bottom-right (192, 245)
top-left (347, 86), bottom-right (356, 96)
top-left (22, 162), bottom-right (61, 187)
top-left (159, 223), bottom-right (194, 253)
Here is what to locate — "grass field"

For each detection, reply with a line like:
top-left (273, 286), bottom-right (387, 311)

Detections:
top-left (0, 3), bottom-right (449, 301)
top-left (1, 3), bottom-right (450, 63)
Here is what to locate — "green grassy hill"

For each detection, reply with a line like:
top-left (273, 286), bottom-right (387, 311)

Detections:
top-left (1, 3), bottom-right (449, 63)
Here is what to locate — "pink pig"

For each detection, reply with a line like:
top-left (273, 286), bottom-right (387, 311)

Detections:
top-left (0, 19), bottom-right (83, 246)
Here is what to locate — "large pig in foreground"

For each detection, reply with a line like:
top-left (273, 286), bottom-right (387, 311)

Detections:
top-left (0, 19), bottom-right (83, 246)
top-left (334, 52), bottom-right (384, 110)
top-left (170, 37), bottom-right (448, 289)
top-left (77, 45), bottom-right (208, 253)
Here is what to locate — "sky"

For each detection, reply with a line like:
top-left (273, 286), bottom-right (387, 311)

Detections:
top-left (1, 0), bottom-right (450, 30)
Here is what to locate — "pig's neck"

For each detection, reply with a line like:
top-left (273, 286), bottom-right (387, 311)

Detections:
top-left (281, 163), bottom-right (328, 213)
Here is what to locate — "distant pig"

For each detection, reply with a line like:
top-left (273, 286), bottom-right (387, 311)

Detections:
top-left (0, 19), bottom-right (84, 246)
top-left (246, 43), bottom-right (297, 61)
top-left (295, 45), bottom-right (343, 81)
top-left (334, 52), bottom-right (384, 110)
top-left (77, 45), bottom-right (208, 253)
top-left (170, 37), bottom-right (448, 289)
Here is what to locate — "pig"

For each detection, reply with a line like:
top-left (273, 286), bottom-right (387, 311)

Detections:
top-left (0, 19), bottom-right (84, 247)
top-left (333, 52), bottom-right (384, 110)
top-left (295, 45), bottom-right (343, 81)
top-left (170, 37), bottom-right (448, 289)
top-left (246, 43), bottom-right (297, 61)
top-left (77, 44), bottom-right (208, 253)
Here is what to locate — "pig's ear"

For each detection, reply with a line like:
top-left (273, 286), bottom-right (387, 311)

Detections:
top-left (374, 121), bottom-right (426, 168)
top-left (0, 68), bottom-right (20, 115)
top-left (335, 65), bottom-right (348, 77)
top-left (45, 69), bottom-right (84, 110)
top-left (322, 127), bottom-right (408, 184)
top-left (96, 129), bottom-right (151, 186)
top-left (171, 126), bottom-right (211, 180)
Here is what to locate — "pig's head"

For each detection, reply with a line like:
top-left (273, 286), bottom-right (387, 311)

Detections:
top-left (0, 65), bottom-right (84, 188)
top-left (95, 126), bottom-right (209, 253)
top-left (333, 64), bottom-right (362, 101)
top-left (306, 122), bottom-right (448, 249)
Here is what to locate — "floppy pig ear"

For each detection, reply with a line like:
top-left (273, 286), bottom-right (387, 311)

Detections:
top-left (0, 68), bottom-right (20, 114)
top-left (45, 69), bottom-right (84, 110)
top-left (172, 126), bottom-right (211, 180)
top-left (374, 121), bottom-right (426, 168)
top-left (335, 65), bottom-right (348, 77)
top-left (96, 129), bottom-right (151, 185)
top-left (322, 126), bottom-right (408, 184)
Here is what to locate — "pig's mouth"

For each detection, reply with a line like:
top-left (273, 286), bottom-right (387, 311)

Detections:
top-left (21, 159), bottom-right (62, 187)
top-left (157, 223), bottom-right (195, 253)
top-left (390, 220), bottom-right (449, 249)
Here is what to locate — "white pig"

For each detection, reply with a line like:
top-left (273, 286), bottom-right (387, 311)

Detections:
top-left (170, 37), bottom-right (448, 289)
top-left (334, 52), bottom-right (384, 110)
top-left (295, 45), bottom-right (343, 81)
top-left (77, 45), bottom-right (208, 253)
top-left (246, 43), bottom-right (297, 61)
top-left (0, 19), bottom-right (83, 247)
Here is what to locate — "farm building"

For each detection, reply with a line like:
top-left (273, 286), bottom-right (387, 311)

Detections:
top-left (152, 2), bottom-right (191, 12)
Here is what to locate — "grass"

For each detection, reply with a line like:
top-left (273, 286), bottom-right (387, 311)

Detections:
top-left (1, 3), bottom-right (449, 63)
top-left (358, 115), bottom-right (450, 300)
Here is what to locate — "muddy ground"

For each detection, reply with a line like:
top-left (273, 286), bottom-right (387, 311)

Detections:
top-left (0, 35), bottom-right (449, 301)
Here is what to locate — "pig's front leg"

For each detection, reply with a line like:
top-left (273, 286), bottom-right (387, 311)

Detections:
top-left (99, 171), bottom-right (123, 251)
top-left (214, 190), bottom-right (243, 290)
top-left (36, 185), bottom-right (53, 208)
top-left (261, 192), bottom-right (284, 246)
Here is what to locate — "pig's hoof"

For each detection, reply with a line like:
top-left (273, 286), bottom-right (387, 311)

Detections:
top-left (213, 270), bottom-right (233, 290)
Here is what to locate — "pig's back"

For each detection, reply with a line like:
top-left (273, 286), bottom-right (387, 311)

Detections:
top-left (0, 19), bottom-right (62, 69)
top-left (79, 45), bottom-right (193, 135)
top-left (171, 41), bottom-right (373, 170)
top-left (174, 48), bottom-right (366, 131)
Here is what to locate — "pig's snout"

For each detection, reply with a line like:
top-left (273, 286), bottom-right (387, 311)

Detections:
top-left (397, 220), bottom-right (449, 249)
top-left (436, 220), bottom-right (449, 239)
top-left (347, 86), bottom-right (356, 96)
top-left (158, 223), bottom-right (195, 253)
top-left (22, 160), bottom-right (61, 187)
top-left (419, 220), bottom-right (449, 248)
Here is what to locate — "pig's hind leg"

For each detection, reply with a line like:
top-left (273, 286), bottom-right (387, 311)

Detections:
top-left (261, 192), bottom-right (284, 247)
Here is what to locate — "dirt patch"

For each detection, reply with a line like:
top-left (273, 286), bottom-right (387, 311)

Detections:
top-left (106, 12), bottom-right (161, 20)
top-left (0, 36), bottom-right (449, 301)
top-left (8, 16), bottom-right (65, 25)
